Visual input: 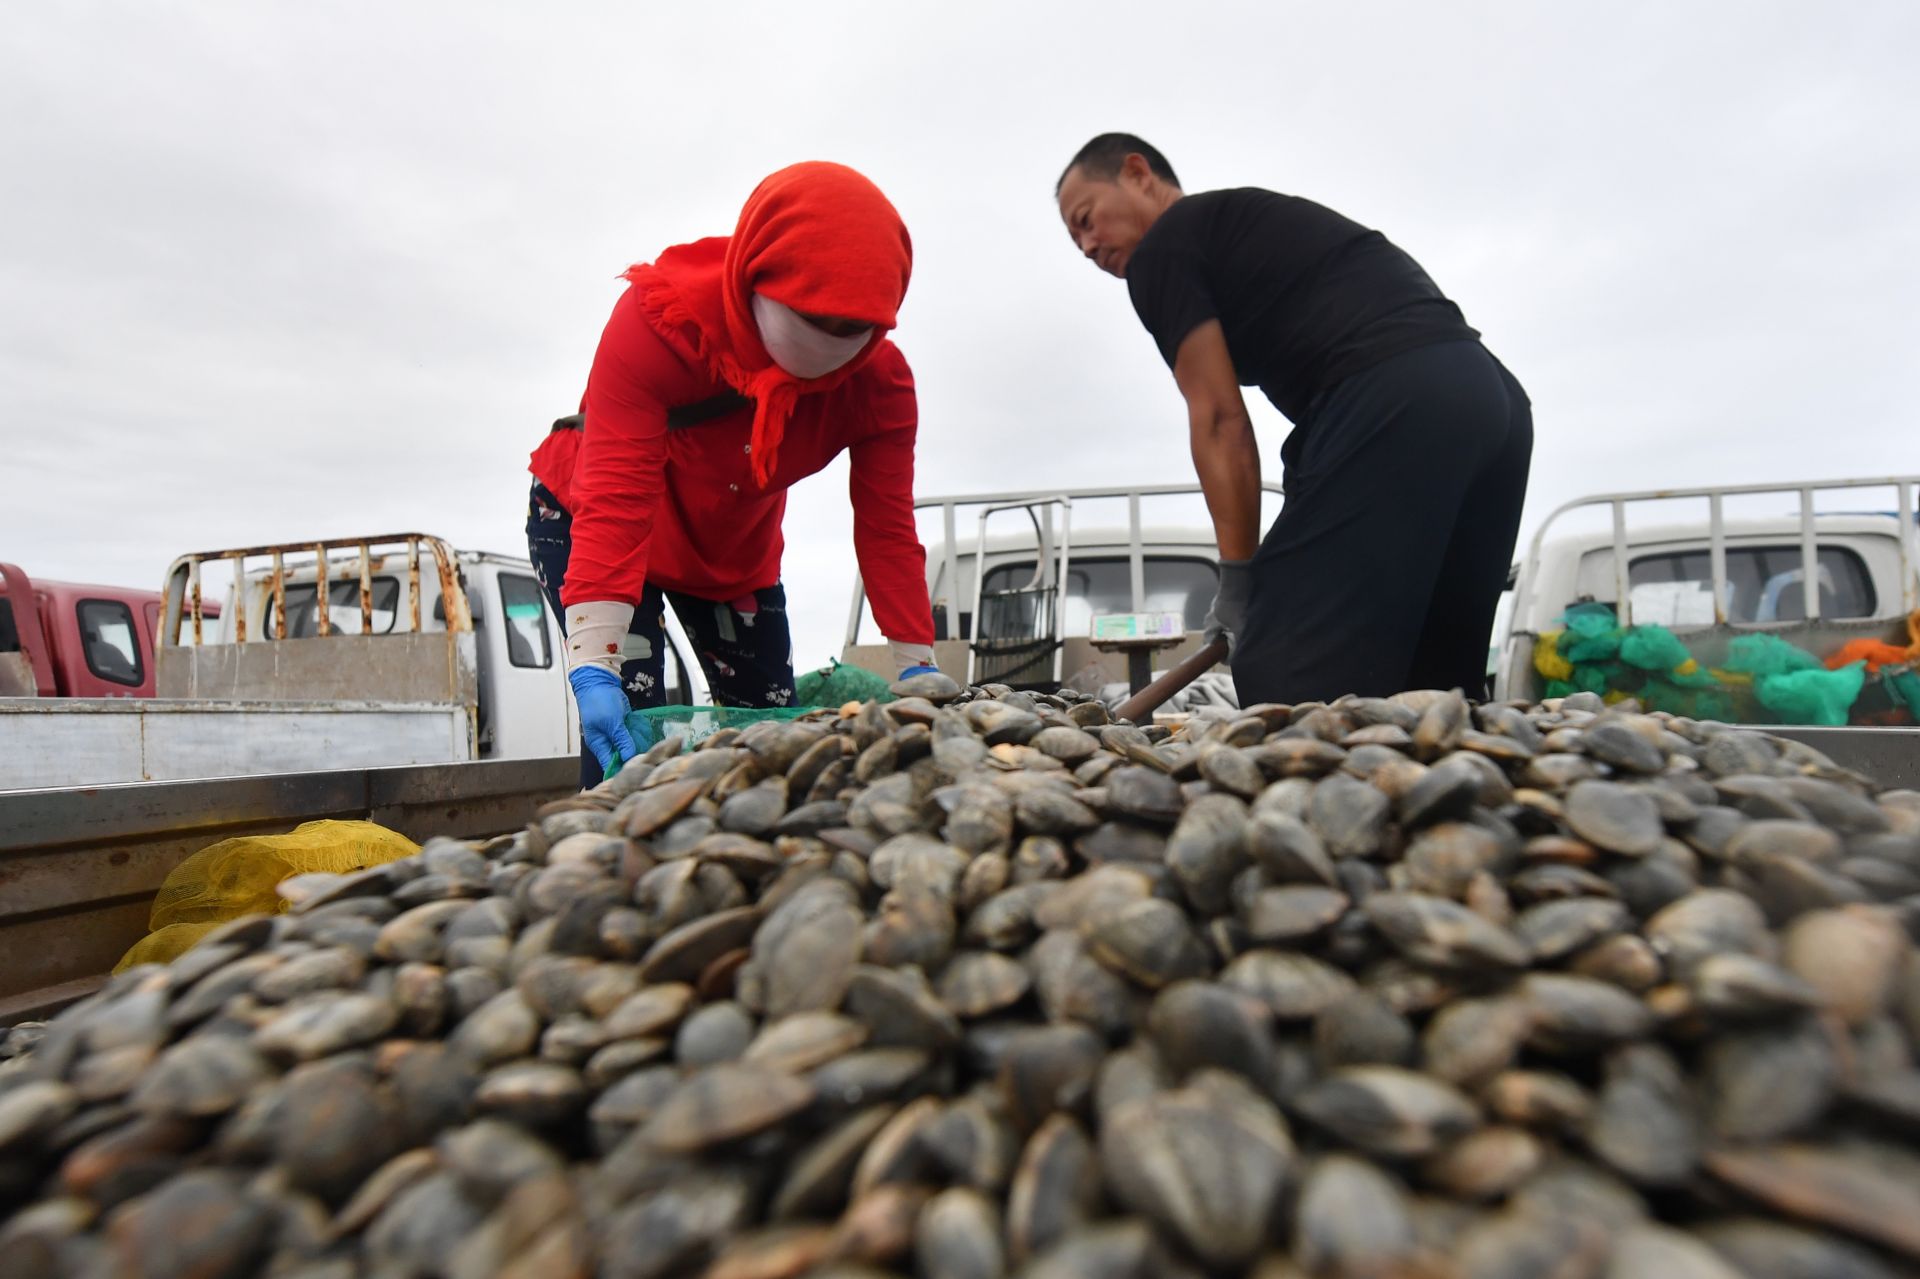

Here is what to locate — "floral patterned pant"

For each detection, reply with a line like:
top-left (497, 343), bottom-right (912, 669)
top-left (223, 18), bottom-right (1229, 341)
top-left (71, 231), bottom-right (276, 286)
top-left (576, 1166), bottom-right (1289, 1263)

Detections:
top-left (528, 482), bottom-right (798, 781)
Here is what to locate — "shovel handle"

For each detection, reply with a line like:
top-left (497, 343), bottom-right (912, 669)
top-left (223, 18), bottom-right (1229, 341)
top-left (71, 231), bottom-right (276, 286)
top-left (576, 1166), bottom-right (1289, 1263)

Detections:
top-left (1114, 639), bottom-right (1230, 724)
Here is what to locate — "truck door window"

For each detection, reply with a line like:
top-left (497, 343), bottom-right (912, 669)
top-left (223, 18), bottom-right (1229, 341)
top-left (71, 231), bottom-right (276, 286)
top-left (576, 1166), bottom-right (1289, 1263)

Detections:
top-left (498, 573), bottom-right (553, 669)
top-left (77, 598), bottom-right (144, 686)
top-left (271, 578), bottom-right (402, 637)
top-left (1628, 547), bottom-right (1875, 625)
top-left (0, 599), bottom-right (17, 653)
top-left (979, 557), bottom-right (1219, 636)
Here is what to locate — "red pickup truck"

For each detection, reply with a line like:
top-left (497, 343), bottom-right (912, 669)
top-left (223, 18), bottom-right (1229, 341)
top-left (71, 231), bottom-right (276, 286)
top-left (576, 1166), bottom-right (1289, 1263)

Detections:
top-left (0, 562), bottom-right (217, 699)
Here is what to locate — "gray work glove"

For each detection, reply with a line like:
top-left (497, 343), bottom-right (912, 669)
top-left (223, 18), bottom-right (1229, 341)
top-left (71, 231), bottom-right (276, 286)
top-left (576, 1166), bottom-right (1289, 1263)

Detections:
top-left (1204, 559), bottom-right (1253, 655)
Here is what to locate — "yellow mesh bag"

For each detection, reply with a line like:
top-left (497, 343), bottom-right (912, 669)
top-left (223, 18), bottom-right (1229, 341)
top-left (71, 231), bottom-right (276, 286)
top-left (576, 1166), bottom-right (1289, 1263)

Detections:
top-left (1533, 631), bottom-right (1573, 682)
top-left (115, 922), bottom-right (222, 972)
top-left (115, 820), bottom-right (419, 972)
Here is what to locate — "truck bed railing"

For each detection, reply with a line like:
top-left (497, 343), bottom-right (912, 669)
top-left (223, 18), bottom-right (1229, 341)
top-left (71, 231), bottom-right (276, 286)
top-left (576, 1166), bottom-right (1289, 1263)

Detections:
top-left (161, 533), bottom-right (471, 647)
top-left (1512, 476), bottom-right (1920, 634)
top-left (844, 482), bottom-right (1285, 650)
top-left (154, 535), bottom-right (480, 730)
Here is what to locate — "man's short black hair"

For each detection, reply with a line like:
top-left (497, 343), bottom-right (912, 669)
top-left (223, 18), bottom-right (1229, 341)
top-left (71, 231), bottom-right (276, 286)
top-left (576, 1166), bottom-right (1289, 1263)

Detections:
top-left (1056, 133), bottom-right (1181, 195)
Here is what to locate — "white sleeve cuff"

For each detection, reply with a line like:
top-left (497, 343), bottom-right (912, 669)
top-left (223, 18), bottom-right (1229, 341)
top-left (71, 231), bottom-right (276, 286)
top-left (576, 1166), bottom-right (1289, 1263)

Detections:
top-left (888, 640), bottom-right (935, 672)
top-left (563, 600), bottom-right (636, 675)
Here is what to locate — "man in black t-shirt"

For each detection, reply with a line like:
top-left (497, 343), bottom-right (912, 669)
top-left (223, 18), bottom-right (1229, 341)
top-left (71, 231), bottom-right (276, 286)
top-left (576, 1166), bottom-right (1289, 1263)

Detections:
top-left (1055, 132), bottom-right (1533, 705)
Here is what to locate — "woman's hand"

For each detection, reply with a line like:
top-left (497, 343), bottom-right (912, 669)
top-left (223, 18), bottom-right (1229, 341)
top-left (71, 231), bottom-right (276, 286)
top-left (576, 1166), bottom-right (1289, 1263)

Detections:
top-left (568, 666), bottom-right (637, 775)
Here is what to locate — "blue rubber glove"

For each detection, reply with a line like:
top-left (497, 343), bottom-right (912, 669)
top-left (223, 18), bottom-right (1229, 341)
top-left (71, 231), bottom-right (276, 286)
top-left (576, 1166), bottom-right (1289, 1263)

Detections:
top-left (568, 666), bottom-right (638, 776)
top-left (899, 664), bottom-right (941, 679)
top-left (607, 715), bottom-right (656, 782)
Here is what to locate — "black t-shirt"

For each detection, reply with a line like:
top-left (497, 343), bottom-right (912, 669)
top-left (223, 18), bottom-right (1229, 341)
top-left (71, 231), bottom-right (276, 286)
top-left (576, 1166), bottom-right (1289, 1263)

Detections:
top-left (1125, 188), bottom-right (1480, 424)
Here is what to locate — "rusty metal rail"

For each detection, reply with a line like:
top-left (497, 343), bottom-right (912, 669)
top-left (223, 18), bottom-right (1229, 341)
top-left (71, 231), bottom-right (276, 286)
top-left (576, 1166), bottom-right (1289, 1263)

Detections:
top-left (155, 536), bottom-right (480, 754)
top-left (160, 534), bottom-right (471, 646)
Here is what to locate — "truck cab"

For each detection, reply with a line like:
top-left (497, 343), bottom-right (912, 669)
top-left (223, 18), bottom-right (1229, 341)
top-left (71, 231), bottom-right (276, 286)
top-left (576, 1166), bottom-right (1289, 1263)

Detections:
top-left (0, 562), bottom-right (217, 699)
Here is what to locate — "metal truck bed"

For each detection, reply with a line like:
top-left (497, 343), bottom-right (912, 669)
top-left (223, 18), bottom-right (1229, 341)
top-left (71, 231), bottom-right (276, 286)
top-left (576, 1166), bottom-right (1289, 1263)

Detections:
top-left (1768, 726), bottom-right (1920, 791)
top-left (0, 756), bottom-right (577, 1024)
top-left (0, 697), bottom-right (472, 789)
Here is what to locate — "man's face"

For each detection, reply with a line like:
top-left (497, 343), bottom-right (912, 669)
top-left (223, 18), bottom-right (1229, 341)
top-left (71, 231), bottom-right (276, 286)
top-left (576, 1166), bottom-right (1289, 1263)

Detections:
top-left (1057, 162), bottom-right (1161, 279)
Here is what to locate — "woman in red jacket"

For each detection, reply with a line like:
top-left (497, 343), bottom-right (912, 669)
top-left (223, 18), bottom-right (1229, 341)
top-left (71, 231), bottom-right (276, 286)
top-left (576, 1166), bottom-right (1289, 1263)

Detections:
top-left (527, 162), bottom-right (939, 782)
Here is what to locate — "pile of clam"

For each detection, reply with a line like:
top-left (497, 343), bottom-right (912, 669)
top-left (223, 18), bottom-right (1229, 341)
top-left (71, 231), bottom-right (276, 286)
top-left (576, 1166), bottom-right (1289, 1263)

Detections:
top-left (5, 678), bottom-right (1920, 1279)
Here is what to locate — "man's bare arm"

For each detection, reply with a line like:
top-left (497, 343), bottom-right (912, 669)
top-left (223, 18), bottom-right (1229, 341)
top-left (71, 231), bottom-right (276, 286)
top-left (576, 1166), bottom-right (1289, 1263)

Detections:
top-left (1172, 320), bottom-right (1261, 560)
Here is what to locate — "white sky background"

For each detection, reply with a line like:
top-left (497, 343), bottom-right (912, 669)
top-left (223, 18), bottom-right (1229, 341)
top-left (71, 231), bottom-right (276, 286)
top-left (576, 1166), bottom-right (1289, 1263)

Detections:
top-left (3, 2), bottom-right (1917, 683)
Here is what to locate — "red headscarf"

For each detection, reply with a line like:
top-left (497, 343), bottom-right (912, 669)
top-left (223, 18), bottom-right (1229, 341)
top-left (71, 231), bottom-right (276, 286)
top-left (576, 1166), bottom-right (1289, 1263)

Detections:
top-left (622, 162), bottom-right (913, 488)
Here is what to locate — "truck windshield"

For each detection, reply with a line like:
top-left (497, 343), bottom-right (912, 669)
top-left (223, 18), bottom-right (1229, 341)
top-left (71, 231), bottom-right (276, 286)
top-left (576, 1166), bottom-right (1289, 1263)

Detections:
top-left (272, 579), bottom-right (403, 637)
top-left (0, 599), bottom-right (16, 652)
top-left (1627, 546), bottom-right (1876, 625)
top-left (979, 557), bottom-right (1218, 637)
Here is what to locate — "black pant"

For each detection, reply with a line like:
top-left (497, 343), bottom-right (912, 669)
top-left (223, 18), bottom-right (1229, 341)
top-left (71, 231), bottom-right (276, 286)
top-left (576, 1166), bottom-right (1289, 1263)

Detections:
top-left (1233, 340), bottom-right (1532, 705)
top-left (526, 482), bottom-right (798, 786)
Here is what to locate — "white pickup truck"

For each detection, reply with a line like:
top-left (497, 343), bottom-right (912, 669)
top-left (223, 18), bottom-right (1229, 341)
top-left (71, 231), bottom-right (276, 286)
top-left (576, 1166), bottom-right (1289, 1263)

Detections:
top-left (1491, 475), bottom-right (1920, 786)
top-left (0, 534), bottom-right (702, 791)
top-left (1494, 476), bottom-right (1918, 705)
top-left (838, 483), bottom-right (1281, 698)
top-left (841, 477), bottom-right (1920, 787)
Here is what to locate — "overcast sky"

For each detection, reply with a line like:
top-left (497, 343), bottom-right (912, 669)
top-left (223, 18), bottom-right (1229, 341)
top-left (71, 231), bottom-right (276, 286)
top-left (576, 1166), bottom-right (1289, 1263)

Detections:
top-left (4, 2), bottom-right (1916, 684)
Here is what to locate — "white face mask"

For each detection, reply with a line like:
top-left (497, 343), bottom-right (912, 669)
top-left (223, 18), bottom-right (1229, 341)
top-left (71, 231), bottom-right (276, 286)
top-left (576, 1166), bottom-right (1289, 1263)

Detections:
top-left (750, 292), bottom-right (873, 379)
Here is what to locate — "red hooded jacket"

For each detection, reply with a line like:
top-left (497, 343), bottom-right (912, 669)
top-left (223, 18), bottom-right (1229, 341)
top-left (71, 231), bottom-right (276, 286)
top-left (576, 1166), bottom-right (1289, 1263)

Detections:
top-left (528, 163), bottom-right (935, 646)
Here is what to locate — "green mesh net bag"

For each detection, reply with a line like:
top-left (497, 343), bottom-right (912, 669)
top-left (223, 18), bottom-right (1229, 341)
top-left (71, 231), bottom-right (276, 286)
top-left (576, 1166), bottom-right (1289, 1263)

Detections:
top-left (1558, 603), bottom-right (1624, 663)
top-left (1886, 669), bottom-right (1920, 720)
top-left (1717, 633), bottom-right (1863, 725)
top-left (1639, 678), bottom-right (1736, 723)
top-left (1725, 634), bottom-right (1823, 678)
top-left (1531, 594), bottom-right (1891, 725)
top-left (1635, 678), bottom-right (1689, 717)
top-left (1666, 663), bottom-right (1725, 689)
top-left (1533, 601), bottom-right (1871, 726)
top-left (1619, 625), bottom-right (1692, 672)
top-left (1694, 688), bottom-right (1738, 723)
top-left (794, 659), bottom-right (895, 707)
top-left (1570, 660), bottom-right (1633, 697)
top-left (1752, 662), bottom-right (1867, 726)
top-left (622, 705), bottom-right (818, 755)
top-left (608, 681), bottom-right (880, 781)
top-left (611, 662), bottom-right (895, 774)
